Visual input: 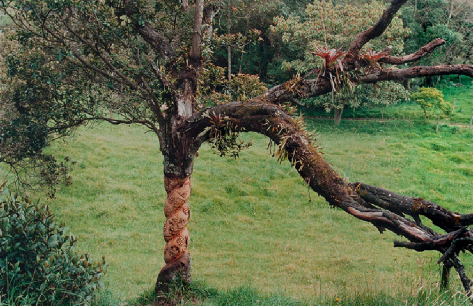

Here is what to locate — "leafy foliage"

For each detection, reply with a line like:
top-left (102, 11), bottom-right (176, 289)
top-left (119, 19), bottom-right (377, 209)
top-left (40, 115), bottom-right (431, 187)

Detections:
top-left (303, 81), bottom-right (409, 114)
top-left (271, 0), bottom-right (409, 73)
top-left (198, 63), bottom-right (267, 106)
top-left (0, 191), bottom-right (107, 305)
top-left (401, 0), bottom-right (472, 69)
top-left (411, 87), bottom-right (452, 118)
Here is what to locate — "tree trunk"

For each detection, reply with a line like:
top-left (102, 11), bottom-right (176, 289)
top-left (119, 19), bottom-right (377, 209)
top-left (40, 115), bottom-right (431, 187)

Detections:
top-left (226, 0), bottom-right (232, 80)
top-left (239, 46), bottom-right (244, 74)
top-left (227, 45), bottom-right (232, 80)
top-left (334, 107), bottom-right (344, 125)
top-left (156, 175), bottom-right (191, 292)
top-left (403, 79), bottom-right (410, 90)
top-left (441, 261), bottom-right (452, 290)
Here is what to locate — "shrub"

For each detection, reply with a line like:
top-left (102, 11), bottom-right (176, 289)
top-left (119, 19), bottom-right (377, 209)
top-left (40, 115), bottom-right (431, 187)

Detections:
top-left (411, 87), bottom-right (452, 118)
top-left (0, 191), bottom-right (106, 305)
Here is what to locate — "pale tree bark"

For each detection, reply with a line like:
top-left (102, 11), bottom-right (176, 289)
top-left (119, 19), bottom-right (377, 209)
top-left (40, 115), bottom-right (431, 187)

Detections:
top-left (334, 106), bottom-right (344, 125)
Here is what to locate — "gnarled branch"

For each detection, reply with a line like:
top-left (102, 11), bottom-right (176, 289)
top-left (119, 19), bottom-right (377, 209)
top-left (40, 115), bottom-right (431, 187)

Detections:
top-left (360, 65), bottom-right (473, 83)
top-left (345, 0), bottom-right (408, 61)
top-left (379, 38), bottom-right (446, 65)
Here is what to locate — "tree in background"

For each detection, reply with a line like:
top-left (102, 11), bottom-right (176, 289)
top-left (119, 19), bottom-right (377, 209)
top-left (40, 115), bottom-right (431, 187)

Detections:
top-left (1, 0), bottom-right (473, 298)
top-left (411, 87), bottom-right (452, 118)
top-left (401, 0), bottom-right (473, 85)
top-left (303, 81), bottom-right (409, 123)
top-left (211, 0), bottom-right (285, 82)
top-left (271, 0), bottom-right (410, 124)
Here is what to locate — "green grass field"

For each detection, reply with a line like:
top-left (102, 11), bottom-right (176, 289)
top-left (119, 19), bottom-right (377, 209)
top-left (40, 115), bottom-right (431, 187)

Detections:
top-left (37, 115), bottom-right (473, 305)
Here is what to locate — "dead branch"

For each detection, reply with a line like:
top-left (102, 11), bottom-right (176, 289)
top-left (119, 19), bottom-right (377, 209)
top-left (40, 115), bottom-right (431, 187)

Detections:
top-left (379, 38), bottom-right (446, 65)
top-left (345, 0), bottom-right (408, 61)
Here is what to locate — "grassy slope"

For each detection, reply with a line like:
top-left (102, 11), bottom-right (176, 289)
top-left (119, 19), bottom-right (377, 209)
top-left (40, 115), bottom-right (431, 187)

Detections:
top-left (42, 118), bottom-right (473, 304)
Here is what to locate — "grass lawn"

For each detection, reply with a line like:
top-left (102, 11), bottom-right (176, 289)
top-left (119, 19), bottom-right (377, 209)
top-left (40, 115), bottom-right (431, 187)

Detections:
top-left (38, 116), bottom-right (473, 305)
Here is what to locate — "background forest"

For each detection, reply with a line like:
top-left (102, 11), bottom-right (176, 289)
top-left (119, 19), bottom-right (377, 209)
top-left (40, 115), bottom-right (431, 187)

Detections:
top-left (0, 0), bottom-right (473, 305)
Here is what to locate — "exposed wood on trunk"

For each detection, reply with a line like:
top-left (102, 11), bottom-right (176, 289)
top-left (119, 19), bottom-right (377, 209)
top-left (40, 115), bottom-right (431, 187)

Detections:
top-left (156, 176), bottom-right (191, 292)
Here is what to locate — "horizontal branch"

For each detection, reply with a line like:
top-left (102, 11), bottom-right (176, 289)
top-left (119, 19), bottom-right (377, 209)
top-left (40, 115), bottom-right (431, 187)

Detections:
top-left (360, 65), bottom-right (473, 83)
top-left (379, 38), bottom-right (446, 65)
top-left (258, 63), bottom-right (473, 105)
top-left (351, 183), bottom-right (473, 232)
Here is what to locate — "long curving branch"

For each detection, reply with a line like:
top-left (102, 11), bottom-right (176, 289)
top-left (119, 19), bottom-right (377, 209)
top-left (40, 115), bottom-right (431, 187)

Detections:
top-left (379, 38), bottom-right (446, 65)
top-left (178, 100), bottom-right (473, 296)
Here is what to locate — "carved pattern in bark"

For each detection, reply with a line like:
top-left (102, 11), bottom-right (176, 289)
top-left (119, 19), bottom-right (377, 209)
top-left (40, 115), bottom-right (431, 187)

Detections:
top-left (162, 176), bottom-right (191, 264)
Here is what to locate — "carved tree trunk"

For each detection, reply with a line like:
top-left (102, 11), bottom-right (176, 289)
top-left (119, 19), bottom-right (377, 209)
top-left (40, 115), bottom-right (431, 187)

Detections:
top-left (156, 175), bottom-right (192, 292)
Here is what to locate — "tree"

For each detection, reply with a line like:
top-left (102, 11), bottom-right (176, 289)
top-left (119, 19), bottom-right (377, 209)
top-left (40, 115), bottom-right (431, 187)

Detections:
top-left (303, 81), bottom-right (409, 124)
top-left (401, 0), bottom-right (473, 85)
top-left (411, 87), bottom-right (452, 118)
top-left (271, 0), bottom-right (410, 124)
top-left (1, 0), bottom-right (473, 298)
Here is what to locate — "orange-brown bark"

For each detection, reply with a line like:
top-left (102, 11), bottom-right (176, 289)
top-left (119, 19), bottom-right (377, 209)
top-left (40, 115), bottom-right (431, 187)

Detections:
top-left (156, 176), bottom-right (191, 291)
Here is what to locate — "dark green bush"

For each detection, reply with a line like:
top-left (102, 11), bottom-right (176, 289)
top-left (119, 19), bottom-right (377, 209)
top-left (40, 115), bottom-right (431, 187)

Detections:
top-left (0, 191), bottom-right (107, 305)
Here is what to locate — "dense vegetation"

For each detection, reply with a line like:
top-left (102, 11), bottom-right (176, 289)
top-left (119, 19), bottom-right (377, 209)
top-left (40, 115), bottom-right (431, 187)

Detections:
top-left (0, 191), bottom-right (106, 305)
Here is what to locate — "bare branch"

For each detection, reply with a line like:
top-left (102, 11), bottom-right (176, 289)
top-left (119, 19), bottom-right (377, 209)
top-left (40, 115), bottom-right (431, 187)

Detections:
top-left (351, 183), bottom-right (473, 232)
top-left (379, 38), bottom-right (446, 65)
top-left (345, 0), bottom-right (408, 60)
top-left (360, 65), bottom-right (473, 83)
